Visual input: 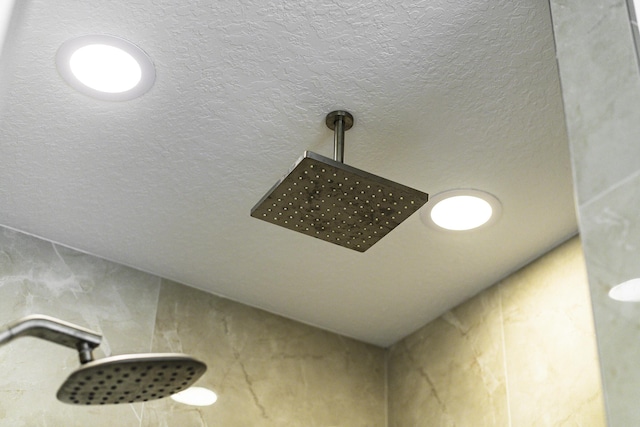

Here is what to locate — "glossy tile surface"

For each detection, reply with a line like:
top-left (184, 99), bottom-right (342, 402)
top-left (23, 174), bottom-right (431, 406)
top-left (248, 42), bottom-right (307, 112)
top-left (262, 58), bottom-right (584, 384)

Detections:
top-left (0, 227), bottom-right (604, 425)
top-left (388, 237), bottom-right (605, 427)
top-left (550, 0), bottom-right (640, 205)
top-left (388, 284), bottom-right (506, 426)
top-left (501, 238), bottom-right (605, 426)
top-left (143, 280), bottom-right (386, 426)
top-left (550, 0), bottom-right (640, 424)
top-left (579, 174), bottom-right (640, 425)
top-left (0, 227), bottom-right (385, 426)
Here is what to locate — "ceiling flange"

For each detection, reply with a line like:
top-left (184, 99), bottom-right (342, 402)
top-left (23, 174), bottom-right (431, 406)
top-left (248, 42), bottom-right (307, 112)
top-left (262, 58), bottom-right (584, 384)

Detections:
top-left (325, 110), bottom-right (354, 131)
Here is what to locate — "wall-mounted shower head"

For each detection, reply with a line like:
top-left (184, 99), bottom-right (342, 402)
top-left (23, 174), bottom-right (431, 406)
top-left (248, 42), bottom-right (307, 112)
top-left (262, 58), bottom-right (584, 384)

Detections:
top-left (0, 314), bottom-right (207, 405)
top-left (251, 110), bottom-right (429, 252)
top-left (57, 353), bottom-right (207, 405)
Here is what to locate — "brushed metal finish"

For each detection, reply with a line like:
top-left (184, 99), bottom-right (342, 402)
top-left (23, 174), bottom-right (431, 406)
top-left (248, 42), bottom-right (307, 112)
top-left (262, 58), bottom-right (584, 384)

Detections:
top-left (0, 315), bottom-right (207, 405)
top-left (57, 353), bottom-right (207, 405)
top-left (251, 151), bottom-right (428, 252)
top-left (325, 110), bottom-right (354, 131)
top-left (326, 111), bottom-right (353, 163)
top-left (0, 314), bottom-right (102, 352)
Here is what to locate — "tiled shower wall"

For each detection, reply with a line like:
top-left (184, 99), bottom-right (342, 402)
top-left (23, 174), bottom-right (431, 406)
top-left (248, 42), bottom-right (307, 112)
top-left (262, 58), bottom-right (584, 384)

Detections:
top-left (0, 227), bottom-right (604, 426)
top-left (0, 227), bottom-right (385, 426)
top-left (143, 281), bottom-right (385, 426)
top-left (387, 237), bottom-right (606, 426)
top-left (549, 0), bottom-right (640, 424)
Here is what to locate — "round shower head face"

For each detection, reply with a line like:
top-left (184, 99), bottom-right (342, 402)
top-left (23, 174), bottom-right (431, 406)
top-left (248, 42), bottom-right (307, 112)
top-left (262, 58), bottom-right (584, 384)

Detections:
top-left (56, 353), bottom-right (207, 405)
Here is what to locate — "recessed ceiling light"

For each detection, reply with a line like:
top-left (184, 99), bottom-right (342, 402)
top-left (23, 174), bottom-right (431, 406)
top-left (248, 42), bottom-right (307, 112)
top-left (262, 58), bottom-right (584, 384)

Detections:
top-left (609, 278), bottom-right (640, 302)
top-left (56, 35), bottom-right (155, 101)
top-left (170, 387), bottom-right (218, 406)
top-left (421, 189), bottom-right (501, 231)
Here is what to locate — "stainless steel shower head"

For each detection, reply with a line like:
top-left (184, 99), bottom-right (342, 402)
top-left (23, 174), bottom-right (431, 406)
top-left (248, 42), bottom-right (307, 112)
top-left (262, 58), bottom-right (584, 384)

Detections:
top-left (251, 111), bottom-right (429, 252)
top-left (56, 353), bottom-right (207, 405)
top-left (0, 315), bottom-right (207, 405)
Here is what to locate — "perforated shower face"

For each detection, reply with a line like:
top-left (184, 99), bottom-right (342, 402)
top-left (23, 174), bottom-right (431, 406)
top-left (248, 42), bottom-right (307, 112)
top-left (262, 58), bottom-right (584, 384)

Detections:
top-left (56, 353), bottom-right (207, 405)
top-left (251, 151), bottom-right (429, 252)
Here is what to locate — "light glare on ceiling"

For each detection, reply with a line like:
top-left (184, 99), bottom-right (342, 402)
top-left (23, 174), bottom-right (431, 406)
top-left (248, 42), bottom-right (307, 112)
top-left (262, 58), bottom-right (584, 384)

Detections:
top-left (170, 386), bottom-right (218, 406)
top-left (609, 279), bottom-right (640, 302)
top-left (422, 189), bottom-right (501, 231)
top-left (56, 35), bottom-right (155, 101)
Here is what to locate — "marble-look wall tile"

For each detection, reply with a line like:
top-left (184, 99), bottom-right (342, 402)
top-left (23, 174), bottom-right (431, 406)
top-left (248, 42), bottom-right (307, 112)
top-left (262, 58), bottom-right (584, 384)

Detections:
top-left (0, 227), bottom-right (385, 426)
top-left (388, 285), bottom-right (507, 427)
top-left (579, 174), bottom-right (640, 426)
top-left (0, 227), bottom-right (162, 426)
top-left (0, 228), bottom-right (604, 426)
top-left (500, 237), bottom-right (605, 426)
top-left (549, 0), bottom-right (640, 425)
top-left (143, 280), bottom-right (386, 427)
top-left (550, 0), bottom-right (640, 204)
top-left (387, 237), bottom-right (605, 427)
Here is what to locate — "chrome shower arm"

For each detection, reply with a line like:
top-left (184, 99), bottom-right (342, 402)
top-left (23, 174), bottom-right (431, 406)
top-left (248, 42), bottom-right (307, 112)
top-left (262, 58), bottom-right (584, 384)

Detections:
top-left (0, 314), bottom-right (102, 362)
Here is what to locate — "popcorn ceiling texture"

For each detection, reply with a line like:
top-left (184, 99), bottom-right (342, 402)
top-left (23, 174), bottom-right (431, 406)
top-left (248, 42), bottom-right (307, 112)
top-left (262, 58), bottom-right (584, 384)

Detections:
top-left (0, 0), bottom-right (577, 346)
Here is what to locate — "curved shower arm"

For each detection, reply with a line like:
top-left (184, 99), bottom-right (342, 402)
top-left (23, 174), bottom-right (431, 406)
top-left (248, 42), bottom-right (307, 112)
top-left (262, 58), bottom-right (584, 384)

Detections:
top-left (0, 314), bottom-right (102, 363)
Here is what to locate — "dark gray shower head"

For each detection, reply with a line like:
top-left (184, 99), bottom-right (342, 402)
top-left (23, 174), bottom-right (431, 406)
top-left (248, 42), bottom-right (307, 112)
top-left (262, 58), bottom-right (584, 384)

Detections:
top-left (251, 110), bottom-right (429, 252)
top-left (0, 314), bottom-right (207, 405)
top-left (57, 353), bottom-right (207, 405)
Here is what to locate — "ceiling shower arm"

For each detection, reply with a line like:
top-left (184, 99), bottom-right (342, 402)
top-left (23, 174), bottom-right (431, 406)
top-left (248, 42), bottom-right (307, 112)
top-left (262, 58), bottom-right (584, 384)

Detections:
top-left (325, 110), bottom-right (354, 163)
top-left (0, 314), bottom-right (102, 363)
top-left (334, 115), bottom-right (345, 163)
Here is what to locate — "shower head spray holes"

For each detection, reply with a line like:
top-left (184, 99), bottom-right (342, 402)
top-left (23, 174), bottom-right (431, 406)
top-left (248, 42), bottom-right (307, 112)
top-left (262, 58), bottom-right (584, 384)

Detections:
top-left (57, 353), bottom-right (206, 405)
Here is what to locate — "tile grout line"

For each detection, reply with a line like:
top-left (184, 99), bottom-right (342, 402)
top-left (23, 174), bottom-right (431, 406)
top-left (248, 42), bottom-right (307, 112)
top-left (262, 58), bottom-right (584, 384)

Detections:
top-left (384, 347), bottom-right (389, 427)
top-left (580, 167), bottom-right (640, 210)
top-left (499, 287), bottom-right (513, 427)
top-left (138, 275), bottom-right (163, 427)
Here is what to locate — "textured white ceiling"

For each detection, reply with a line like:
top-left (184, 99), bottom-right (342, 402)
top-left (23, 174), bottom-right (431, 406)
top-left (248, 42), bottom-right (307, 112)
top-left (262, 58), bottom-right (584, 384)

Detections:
top-left (0, 0), bottom-right (576, 346)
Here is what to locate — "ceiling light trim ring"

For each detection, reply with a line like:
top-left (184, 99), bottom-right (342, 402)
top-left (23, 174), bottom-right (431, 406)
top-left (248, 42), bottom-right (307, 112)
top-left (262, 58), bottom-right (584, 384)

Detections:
top-left (56, 34), bottom-right (155, 101)
top-left (420, 189), bottom-right (502, 231)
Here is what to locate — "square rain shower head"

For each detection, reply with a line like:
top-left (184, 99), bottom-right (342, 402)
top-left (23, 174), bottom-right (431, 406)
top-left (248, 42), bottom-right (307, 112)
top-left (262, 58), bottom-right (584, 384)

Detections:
top-left (251, 151), bottom-right (429, 252)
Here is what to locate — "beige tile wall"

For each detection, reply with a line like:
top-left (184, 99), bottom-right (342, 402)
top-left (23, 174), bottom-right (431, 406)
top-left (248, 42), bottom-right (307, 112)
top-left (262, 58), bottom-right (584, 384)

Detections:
top-left (388, 284), bottom-right (507, 426)
top-left (143, 281), bottom-right (385, 426)
top-left (387, 237), bottom-right (606, 427)
top-left (0, 226), bottom-right (605, 426)
top-left (0, 228), bottom-right (385, 426)
top-left (0, 227), bottom-right (161, 426)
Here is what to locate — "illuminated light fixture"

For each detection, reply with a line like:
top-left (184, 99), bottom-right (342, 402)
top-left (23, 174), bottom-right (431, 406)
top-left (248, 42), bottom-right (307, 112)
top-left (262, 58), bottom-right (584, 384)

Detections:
top-left (609, 278), bottom-right (640, 302)
top-left (56, 35), bottom-right (155, 101)
top-left (171, 386), bottom-right (218, 406)
top-left (421, 189), bottom-right (501, 231)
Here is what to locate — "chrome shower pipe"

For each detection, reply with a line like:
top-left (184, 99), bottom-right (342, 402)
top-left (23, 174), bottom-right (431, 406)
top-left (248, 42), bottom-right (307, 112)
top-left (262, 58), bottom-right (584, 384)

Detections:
top-left (0, 314), bottom-right (102, 364)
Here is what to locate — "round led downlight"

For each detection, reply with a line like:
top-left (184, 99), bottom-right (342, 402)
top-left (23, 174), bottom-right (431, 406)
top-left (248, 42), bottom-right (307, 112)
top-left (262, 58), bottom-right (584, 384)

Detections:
top-left (56, 35), bottom-right (155, 101)
top-left (421, 189), bottom-right (502, 231)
